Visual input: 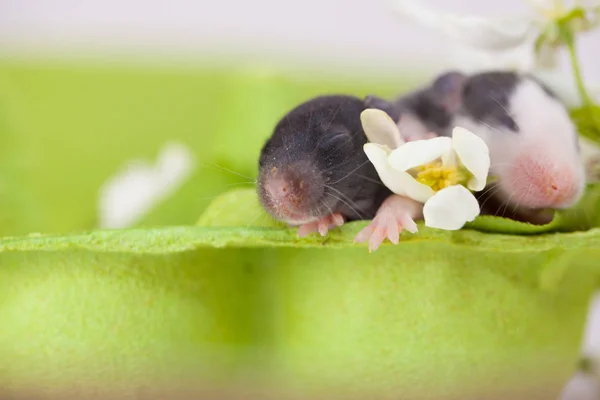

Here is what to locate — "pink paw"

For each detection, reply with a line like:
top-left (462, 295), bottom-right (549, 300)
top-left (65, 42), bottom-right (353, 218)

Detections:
top-left (354, 195), bottom-right (422, 252)
top-left (297, 213), bottom-right (345, 237)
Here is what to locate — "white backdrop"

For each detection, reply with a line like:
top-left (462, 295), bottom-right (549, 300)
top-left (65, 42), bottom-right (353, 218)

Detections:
top-left (0, 0), bottom-right (598, 81)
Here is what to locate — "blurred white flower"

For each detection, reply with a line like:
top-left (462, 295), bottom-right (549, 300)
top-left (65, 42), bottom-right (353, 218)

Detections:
top-left (559, 291), bottom-right (600, 399)
top-left (559, 371), bottom-right (600, 400)
top-left (362, 109), bottom-right (490, 230)
top-left (391, 0), bottom-right (535, 52)
top-left (393, 0), bottom-right (600, 64)
top-left (98, 141), bottom-right (196, 229)
top-left (391, 0), bottom-right (600, 107)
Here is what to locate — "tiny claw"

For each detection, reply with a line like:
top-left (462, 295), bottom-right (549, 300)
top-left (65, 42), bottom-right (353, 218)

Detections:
top-left (368, 228), bottom-right (387, 252)
top-left (354, 194), bottom-right (423, 252)
top-left (297, 213), bottom-right (345, 238)
top-left (331, 213), bottom-right (345, 227)
top-left (318, 220), bottom-right (329, 237)
top-left (386, 221), bottom-right (400, 245)
top-left (354, 225), bottom-right (374, 244)
top-left (297, 221), bottom-right (319, 237)
top-left (401, 216), bottom-right (418, 234)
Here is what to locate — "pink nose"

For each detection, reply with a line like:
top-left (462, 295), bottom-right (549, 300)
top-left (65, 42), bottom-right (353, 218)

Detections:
top-left (262, 167), bottom-right (309, 217)
top-left (265, 176), bottom-right (292, 201)
top-left (509, 162), bottom-right (580, 209)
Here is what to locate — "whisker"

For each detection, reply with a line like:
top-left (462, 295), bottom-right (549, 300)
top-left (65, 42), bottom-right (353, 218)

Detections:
top-left (320, 198), bottom-right (335, 217)
top-left (512, 183), bottom-right (533, 214)
top-left (489, 93), bottom-right (516, 120)
top-left (476, 118), bottom-right (504, 135)
top-left (493, 174), bottom-right (530, 216)
top-left (244, 210), bottom-right (270, 229)
top-left (330, 160), bottom-right (371, 185)
top-left (498, 188), bottom-right (518, 217)
top-left (325, 192), bottom-right (364, 220)
top-left (319, 158), bottom-right (366, 176)
top-left (478, 182), bottom-right (503, 198)
top-left (200, 162), bottom-right (256, 181)
top-left (478, 186), bottom-right (502, 212)
top-left (324, 184), bottom-right (364, 210)
top-left (355, 174), bottom-right (386, 186)
top-left (227, 181), bottom-right (257, 188)
top-left (323, 185), bottom-right (365, 220)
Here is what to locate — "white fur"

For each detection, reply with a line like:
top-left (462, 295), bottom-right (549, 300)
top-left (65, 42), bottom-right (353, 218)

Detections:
top-left (510, 79), bottom-right (579, 155)
top-left (452, 76), bottom-right (586, 209)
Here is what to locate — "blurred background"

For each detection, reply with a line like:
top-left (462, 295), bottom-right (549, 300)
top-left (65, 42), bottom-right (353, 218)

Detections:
top-left (0, 0), bottom-right (599, 236)
top-left (1, 0), bottom-right (599, 78)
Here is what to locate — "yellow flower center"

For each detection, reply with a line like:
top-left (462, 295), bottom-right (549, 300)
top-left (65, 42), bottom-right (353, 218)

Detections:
top-left (413, 160), bottom-right (468, 192)
top-left (541, 8), bottom-right (565, 20)
top-left (540, 1), bottom-right (567, 20)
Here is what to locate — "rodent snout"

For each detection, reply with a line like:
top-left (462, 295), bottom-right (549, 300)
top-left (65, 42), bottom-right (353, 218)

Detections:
top-left (264, 174), bottom-right (302, 205)
top-left (259, 163), bottom-right (324, 224)
top-left (506, 155), bottom-right (584, 209)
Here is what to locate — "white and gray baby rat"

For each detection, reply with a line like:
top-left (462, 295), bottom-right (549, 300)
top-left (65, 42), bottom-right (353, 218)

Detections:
top-left (440, 70), bottom-right (586, 222)
top-left (356, 70), bottom-right (587, 251)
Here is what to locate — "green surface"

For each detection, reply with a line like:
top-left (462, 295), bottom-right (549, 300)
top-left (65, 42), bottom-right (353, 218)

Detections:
top-left (2, 58), bottom-right (600, 398)
top-left (1, 202), bottom-right (600, 397)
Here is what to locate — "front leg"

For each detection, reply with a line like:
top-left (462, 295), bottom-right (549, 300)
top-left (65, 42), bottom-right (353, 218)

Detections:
top-left (354, 194), bottom-right (424, 252)
top-left (297, 213), bottom-right (345, 237)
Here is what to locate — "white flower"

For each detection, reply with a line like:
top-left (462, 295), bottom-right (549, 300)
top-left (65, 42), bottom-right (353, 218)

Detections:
top-left (390, 0), bottom-right (535, 52)
top-left (558, 371), bottom-right (600, 400)
top-left (98, 141), bottom-right (196, 229)
top-left (391, 0), bottom-right (600, 107)
top-left (558, 291), bottom-right (600, 399)
top-left (362, 109), bottom-right (490, 231)
top-left (393, 0), bottom-right (600, 61)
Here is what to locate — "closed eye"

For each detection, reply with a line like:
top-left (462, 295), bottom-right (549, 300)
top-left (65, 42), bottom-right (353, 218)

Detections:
top-left (498, 114), bottom-right (519, 133)
top-left (319, 130), bottom-right (353, 150)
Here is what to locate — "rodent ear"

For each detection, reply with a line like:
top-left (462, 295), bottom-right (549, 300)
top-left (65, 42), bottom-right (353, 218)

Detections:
top-left (430, 71), bottom-right (467, 113)
top-left (363, 95), bottom-right (402, 122)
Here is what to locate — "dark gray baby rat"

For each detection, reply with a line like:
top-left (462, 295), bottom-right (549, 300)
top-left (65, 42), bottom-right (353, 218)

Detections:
top-left (257, 95), bottom-right (392, 237)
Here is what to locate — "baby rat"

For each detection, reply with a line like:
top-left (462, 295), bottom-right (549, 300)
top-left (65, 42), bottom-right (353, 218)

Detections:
top-left (439, 70), bottom-right (586, 223)
top-left (356, 70), bottom-right (587, 251)
top-left (257, 95), bottom-right (392, 236)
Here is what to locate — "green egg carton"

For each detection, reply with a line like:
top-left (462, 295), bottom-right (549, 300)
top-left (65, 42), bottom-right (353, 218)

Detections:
top-left (1, 59), bottom-right (600, 399)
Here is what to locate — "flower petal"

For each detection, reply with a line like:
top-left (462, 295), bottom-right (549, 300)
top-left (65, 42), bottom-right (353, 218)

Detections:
top-left (364, 143), bottom-right (434, 203)
top-left (98, 141), bottom-right (196, 229)
top-left (451, 127), bottom-right (490, 191)
top-left (558, 372), bottom-right (600, 400)
top-left (388, 136), bottom-right (453, 172)
top-left (391, 0), bottom-right (534, 51)
top-left (422, 185), bottom-right (480, 230)
top-left (361, 109), bottom-right (405, 148)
